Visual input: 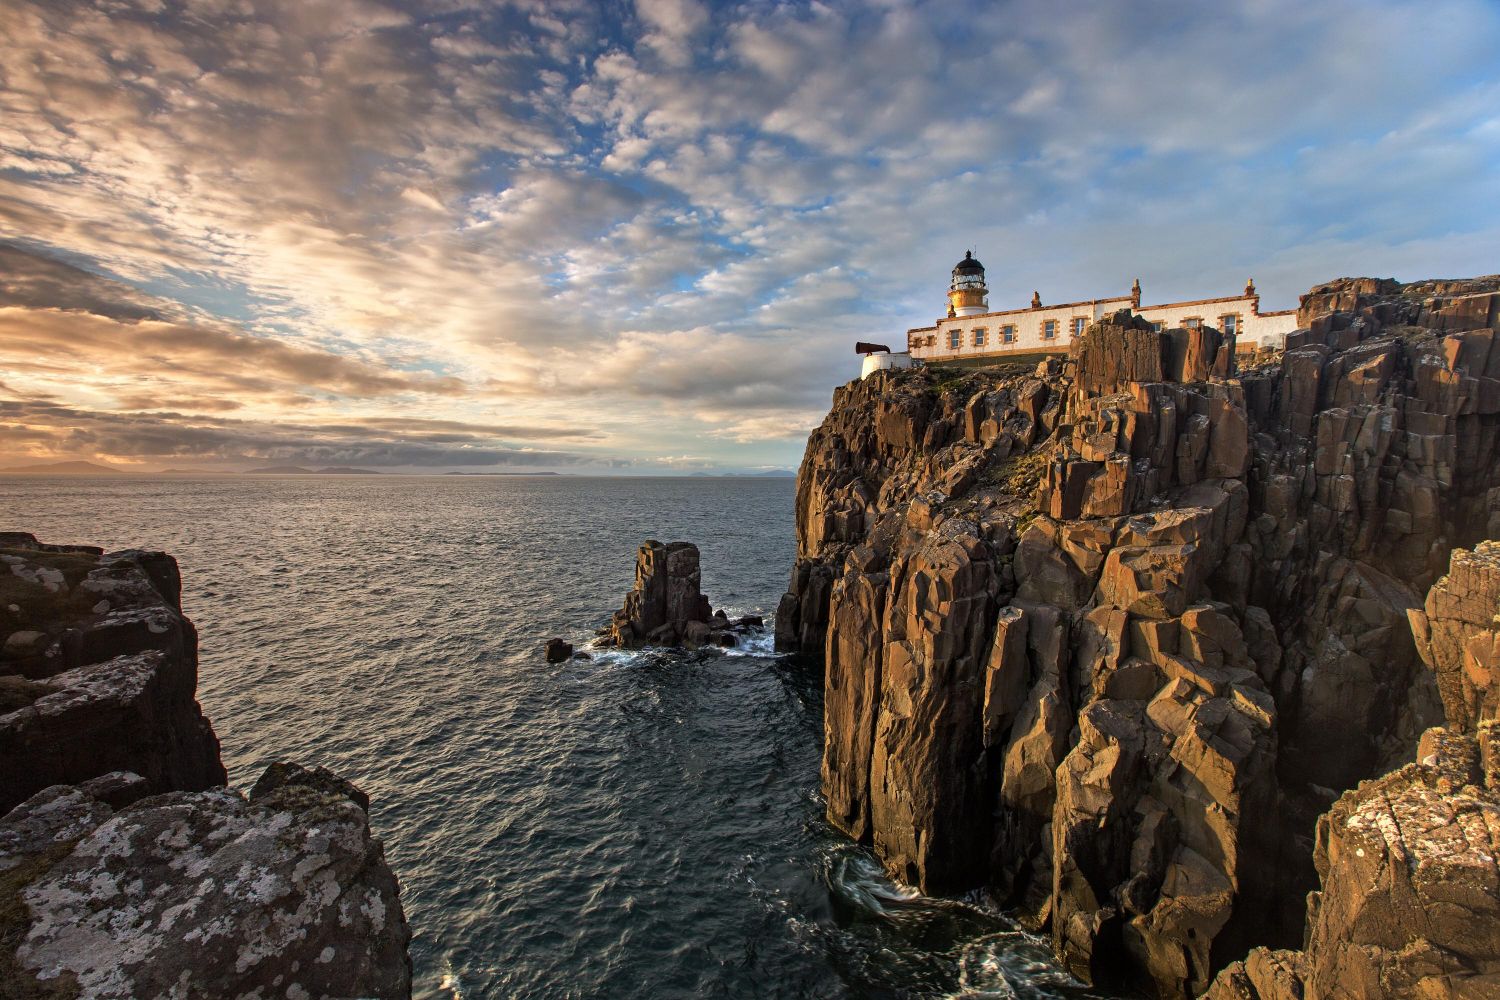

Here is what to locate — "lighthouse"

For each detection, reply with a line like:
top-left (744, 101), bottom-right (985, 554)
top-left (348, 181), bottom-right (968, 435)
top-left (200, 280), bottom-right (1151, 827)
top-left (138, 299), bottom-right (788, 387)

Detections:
top-left (947, 250), bottom-right (989, 318)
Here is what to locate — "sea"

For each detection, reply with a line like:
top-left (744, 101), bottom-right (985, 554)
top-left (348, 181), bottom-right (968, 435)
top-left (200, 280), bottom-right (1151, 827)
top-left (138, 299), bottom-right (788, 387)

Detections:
top-left (2, 474), bottom-right (1103, 1000)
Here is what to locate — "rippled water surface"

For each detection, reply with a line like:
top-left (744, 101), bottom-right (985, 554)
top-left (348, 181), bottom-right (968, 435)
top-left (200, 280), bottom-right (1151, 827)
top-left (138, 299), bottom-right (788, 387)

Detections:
top-left (3, 475), bottom-right (1103, 1000)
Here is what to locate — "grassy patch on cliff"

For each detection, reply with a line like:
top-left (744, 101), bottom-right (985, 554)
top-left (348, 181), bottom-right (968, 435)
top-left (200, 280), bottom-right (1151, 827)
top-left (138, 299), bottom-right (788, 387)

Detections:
top-left (983, 447), bottom-right (1048, 501)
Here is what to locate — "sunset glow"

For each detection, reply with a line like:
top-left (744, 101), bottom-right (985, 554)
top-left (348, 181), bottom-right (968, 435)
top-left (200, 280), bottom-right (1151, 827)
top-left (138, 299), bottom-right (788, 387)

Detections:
top-left (3, 0), bottom-right (1498, 473)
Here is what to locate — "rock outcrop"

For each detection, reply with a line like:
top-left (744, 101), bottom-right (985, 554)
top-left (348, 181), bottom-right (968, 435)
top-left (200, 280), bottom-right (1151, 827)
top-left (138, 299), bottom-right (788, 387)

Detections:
top-left (1, 535), bottom-right (414, 998)
top-left (779, 276), bottom-right (1500, 996)
top-left (1410, 540), bottom-right (1500, 734)
top-left (0, 534), bottom-right (225, 814)
top-left (1208, 539), bottom-right (1500, 1000)
top-left (1, 762), bottom-right (412, 999)
top-left (604, 540), bottom-right (760, 649)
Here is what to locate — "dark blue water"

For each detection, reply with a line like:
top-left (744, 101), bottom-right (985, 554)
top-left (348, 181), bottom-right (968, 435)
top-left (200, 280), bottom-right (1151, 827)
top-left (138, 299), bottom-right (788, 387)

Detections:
top-left (1, 475), bottom-right (1100, 1000)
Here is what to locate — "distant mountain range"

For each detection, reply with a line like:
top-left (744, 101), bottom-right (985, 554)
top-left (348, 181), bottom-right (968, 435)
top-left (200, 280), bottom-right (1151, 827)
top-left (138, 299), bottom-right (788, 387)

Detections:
top-left (689, 470), bottom-right (796, 478)
top-left (442, 471), bottom-right (562, 476)
top-left (0, 460), bottom-right (124, 475)
top-left (244, 465), bottom-right (382, 475)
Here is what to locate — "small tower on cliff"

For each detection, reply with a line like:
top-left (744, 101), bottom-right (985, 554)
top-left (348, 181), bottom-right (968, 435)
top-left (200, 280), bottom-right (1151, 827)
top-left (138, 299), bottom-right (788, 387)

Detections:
top-left (948, 251), bottom-right (988, 318)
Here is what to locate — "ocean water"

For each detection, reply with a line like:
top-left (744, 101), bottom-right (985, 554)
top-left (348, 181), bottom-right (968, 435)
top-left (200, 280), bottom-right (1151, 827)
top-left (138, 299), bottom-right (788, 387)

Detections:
top-left (2, 475), bottom-right (1102, 1000)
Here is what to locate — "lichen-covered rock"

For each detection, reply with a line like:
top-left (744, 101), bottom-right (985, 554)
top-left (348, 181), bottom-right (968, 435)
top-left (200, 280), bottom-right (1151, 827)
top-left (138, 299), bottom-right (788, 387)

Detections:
top-left (780, 275), bottom-right (1500, 997)
top-left (1206, 723), bottom-right (1500, 1000)
top-left (1207, 535), bottom-right (1500, 1000)
top-left (1, 765), bottom-right (411, 1000)
top-left (0, 535), bottom-right (224, 814)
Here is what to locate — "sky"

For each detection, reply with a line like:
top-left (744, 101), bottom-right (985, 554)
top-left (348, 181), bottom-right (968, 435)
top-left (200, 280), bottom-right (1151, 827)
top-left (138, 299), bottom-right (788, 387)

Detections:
top-left (1, 0), bottom-right (1498, 474)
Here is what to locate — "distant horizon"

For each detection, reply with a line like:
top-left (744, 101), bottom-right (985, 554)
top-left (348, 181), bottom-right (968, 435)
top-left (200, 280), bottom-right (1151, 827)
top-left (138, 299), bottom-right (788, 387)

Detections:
top-left (0, 458), bottom-right (797, 478)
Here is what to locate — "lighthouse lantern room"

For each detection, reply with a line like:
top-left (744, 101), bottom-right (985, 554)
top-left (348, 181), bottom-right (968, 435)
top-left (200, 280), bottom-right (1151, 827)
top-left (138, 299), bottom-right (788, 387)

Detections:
top-left (947, 251), bottom-right (989, 318)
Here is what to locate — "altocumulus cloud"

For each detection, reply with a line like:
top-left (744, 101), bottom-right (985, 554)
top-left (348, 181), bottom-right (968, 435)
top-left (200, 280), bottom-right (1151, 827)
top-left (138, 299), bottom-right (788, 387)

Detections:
top-left (0, 0), bottom-right (1498, 471)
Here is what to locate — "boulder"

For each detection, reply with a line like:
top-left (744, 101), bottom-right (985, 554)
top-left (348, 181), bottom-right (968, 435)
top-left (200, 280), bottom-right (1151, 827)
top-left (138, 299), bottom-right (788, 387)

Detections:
top-left (0, 765), bottom-right (411, 999)
top-left (544, 637), bottom-right (573, 663)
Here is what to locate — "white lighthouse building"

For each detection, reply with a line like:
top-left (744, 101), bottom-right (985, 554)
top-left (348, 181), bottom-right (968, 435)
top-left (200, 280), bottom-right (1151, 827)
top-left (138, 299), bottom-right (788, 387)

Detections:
top-left (905, 254), bottom-right (1298, 363)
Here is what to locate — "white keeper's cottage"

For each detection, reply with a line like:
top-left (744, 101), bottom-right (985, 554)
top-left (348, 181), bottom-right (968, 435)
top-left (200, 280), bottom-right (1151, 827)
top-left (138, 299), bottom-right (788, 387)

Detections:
top-left (906, 252), bottom-right (1297, 362)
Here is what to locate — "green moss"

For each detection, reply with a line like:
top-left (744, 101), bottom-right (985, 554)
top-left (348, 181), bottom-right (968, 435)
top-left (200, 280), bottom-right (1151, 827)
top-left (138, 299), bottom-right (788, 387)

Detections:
top-left (0, 840), bottom-right (81, 999)
top-left (981, 447), bottom-right (1049, 502)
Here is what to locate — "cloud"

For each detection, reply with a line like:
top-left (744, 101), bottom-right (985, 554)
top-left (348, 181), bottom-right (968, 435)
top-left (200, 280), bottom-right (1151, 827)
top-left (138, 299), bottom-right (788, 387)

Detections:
top-left (0, 0), bottom-right (1496, 472)
top-left (0, 245), bottom-right (467, 403)
top-left (0, 400), bottom-right (597, 469)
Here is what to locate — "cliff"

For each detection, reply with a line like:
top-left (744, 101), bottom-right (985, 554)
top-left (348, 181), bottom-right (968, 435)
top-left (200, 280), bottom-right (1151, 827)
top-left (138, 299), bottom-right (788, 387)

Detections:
top-left (1, 533), bottom-right (225, 811)
top-left (1, 536), bottom-right (413, 998)
top-left (778, 275), bottom-right (1500, 996)
top-left (1207, 541), bottom-right (1500, 1000)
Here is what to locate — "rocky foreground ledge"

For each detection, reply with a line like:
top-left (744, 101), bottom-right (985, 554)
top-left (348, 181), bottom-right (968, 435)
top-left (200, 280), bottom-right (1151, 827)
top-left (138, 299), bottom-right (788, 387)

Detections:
top-left (778, 275), bottom-right (1500, 997)
top-left (1, 534), bottom-right (412, 999)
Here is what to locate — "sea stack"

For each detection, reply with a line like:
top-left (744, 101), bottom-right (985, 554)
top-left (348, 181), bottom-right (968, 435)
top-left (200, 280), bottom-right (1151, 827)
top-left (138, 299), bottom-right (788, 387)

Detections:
top-left (0, 534), bottom-right (413, 997)
top-left (605, 540), bottom-right (758, 649)
top-left (778, 275), bottom-right (1500, 997)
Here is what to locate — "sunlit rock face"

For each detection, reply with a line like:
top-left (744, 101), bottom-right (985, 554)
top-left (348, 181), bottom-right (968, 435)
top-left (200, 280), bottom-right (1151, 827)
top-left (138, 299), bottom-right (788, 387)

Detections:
top-left (779, 275), bottom-right (1500, 997)
top-left (0, 534), bottom-right (225, 813)
top-left (0, 763), bottom-right (412, 1000)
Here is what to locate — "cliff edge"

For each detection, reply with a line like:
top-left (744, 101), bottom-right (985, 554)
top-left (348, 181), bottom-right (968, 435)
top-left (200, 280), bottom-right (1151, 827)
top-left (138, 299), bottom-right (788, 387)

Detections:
top-left (1, 536), bottom-right (413, 999)
top-left (779, 275), bottom-right (1500, 996)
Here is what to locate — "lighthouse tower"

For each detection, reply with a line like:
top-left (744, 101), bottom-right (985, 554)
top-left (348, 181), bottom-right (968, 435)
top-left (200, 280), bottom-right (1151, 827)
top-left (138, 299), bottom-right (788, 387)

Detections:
top-left (947, 251), bottom-right (988, 318)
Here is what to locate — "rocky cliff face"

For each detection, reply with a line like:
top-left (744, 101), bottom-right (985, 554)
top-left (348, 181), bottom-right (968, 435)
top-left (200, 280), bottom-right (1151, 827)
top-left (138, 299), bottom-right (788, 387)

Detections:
top-left (1, 533), bottom-right (225, 813)
top-left (1207, 540), bottom-right (1500, 1000)
top-left (779, 276), bottom-right (1500, 996)
top-left (1, 535), bottom-right (414, 999)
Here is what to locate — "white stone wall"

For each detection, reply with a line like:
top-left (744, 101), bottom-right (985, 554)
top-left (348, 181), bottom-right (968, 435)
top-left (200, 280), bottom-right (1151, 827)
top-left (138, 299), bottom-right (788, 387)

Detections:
top-left (908, 292), bottom-right (1298, 359)
top-left (1136, 297), bottom-right (1294, 348)
top-left (909, 296), bottom-right (1134, 360)
top-left (1240, 311), bottom-right (1297, 350)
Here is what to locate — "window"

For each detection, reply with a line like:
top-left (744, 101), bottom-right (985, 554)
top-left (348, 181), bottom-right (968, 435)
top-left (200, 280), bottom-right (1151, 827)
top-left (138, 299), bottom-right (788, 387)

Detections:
top-left (1184, 316), bottom-right (1203, 330)
top-left (949, 329), bottom-right (961, 350)
top-left (927, 335), bottom-right (936, 347)
top-left (1220, 314), bottom-right (1238, 335)
top-left (973, 328), bottom-right (986, 347)
top-left (1001, 325), bottom-right (1016, 344)
top-left (1150, 321), bottom-right (1164, 333)
top-left (1072, 317), bottom-right (1087, 337)
top-left (1043, 319), bottom-right (1057, 340)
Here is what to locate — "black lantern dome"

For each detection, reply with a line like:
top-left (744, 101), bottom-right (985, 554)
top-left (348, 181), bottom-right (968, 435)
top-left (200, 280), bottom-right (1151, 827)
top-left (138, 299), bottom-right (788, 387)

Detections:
top-left (953, 251), bottom-right (985, 276)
